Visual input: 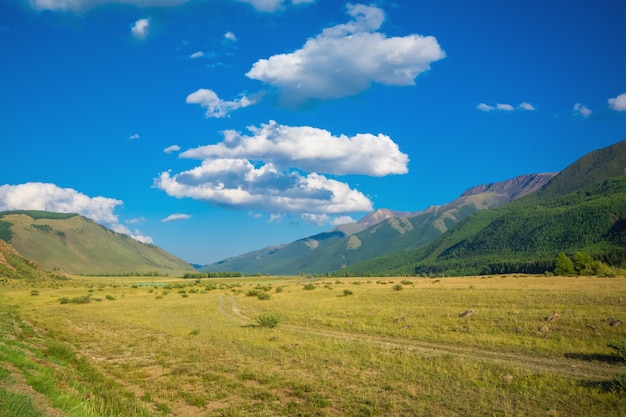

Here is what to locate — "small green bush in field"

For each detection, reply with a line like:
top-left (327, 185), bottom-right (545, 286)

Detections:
top-left (392, 284), bottom-right (403, 291)
top-left (608, 340), bottom-right (626, 361)
top-left (256, 291), bottom-right (271, 300)
top-left (303, 283), bottom-right (316, 290)
top-left (255, 313), bottom-right (280, 328)
top-left (343, 289), bottom-right (353, 296)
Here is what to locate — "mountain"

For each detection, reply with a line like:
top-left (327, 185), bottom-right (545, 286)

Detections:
top-left (203, 173), bottom-right (555, 275)
top-left (338, 139), bottom-right (626, 277)
top-left (0, 210), bottom-right (194, 275)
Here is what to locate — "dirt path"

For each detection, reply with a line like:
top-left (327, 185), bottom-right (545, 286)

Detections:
top-left (218, 294), bottom-right (626, 381)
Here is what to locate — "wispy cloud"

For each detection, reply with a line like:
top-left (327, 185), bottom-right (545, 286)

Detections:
top-left (131, 18), bottom-right (150, 40)
top-left (0, 182), bottom-right (152, 243)
top-left (477, 102), bottom-right (535, 112)
top-left (186, 88), bottom-right (255, 118)
top-left (224, 31), bottom-right (237, 41)
top-left (573, 103), bottom-right (592, 118)
top-left (608, 93), bottom-right (626, 111)
top-left (190, 51), bottom-right (204, 59)
top-left (164, 145), bottom-right (181, 154)
top-left (129, 133), bottom-right (140, 140)
top-left (246, 3), bottom-right (444, 106)
top-left (236, 0), bottom-right (314, 12)
top-left (161, 213), bottom-right (191, 222)
top-left (28, 0), bottom-right (311, 12)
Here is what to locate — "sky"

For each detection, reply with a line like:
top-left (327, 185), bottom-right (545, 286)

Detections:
top-left (1, 0), bottom-right (625, 265)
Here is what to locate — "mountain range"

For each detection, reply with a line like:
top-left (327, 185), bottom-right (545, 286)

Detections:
top-left (202, 173), bottom-right (556, 275)
top-left (1, 139), bottom-right (624, 277)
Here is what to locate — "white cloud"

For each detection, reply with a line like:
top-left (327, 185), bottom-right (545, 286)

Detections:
top-left (180, 120), bottom-right (409, 176)
top-left (29, 0), bottom-right (185, 11)
top-left (0, 182), bottom-right (152, 243)
top-left (331, 215), bottom-right (355, 225)
top-left (186, 88), bottom-right (255, 118)
top-left (129, 133), bottom-right (140, 140)
top-left (224, 31), bottom-right (237, 41)
top-left (478, 102), bottom-right (534, 112)
top-left (131, 18), bottom-right (150, 40)
top-left (190, 51), bottom-right (204, 59)
top-left (155, 164), bottom-right (373, 215)
top-left (519, 102), bottom-right (535, 111)
top-left (28, 0), bottom-right (312, 11)
top-left (496, 103), bottom-right (514, 111)
top-left (573, 103), bottom-right (592, 118)
top-left (164, 144), bottom-right (181, 154)
top-left (155, 120), bottom-right (408, 217)
top-left (300, 213), bottom-right (329, 226)
top-left (161, 213), bottom-right (191, 222)
top-left (127, 216), bottom-right (146, 224)
top-left (235, 0), bottom-right (313, 12)
top-left (608, 93), bottom-right (626, 111)
top-left (246, 3), bottom-right (445, 105)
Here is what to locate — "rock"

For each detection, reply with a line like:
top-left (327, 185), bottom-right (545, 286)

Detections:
top-left (607, 317), bottom-right (622, 327)
top-left (546, 312), bottom-right (560, 322)
top-left (538, 325), bottom-right (550, 333)
top-left (459, 309), bottom-right (476, 318)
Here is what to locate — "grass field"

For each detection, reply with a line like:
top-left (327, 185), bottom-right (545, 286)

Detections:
top-left (1, 274), bottom-right (625, 416)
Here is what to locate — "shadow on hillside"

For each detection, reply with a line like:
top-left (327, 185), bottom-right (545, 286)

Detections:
top-left (564, 352), bottom-right (624, 364)
top-left (579, 379), bottom-right (624, 393)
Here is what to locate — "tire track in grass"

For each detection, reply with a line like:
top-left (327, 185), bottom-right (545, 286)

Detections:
top-left (218, 295), bottom-right (626, 381)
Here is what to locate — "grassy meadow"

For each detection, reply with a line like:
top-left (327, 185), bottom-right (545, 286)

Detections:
top-left (1, 274), bottom-right (625, 416)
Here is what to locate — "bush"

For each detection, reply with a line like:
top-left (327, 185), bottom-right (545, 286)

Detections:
top-left (343, 289), bottom-right (353, 296)
top-left (392, 284), bottom-right (403, 291)
top-left (255, 313), bottom-right (280, 328)
top-left (303, 283), bottom-right (316, 290)
top-left (30, 290), bottom-right (39, 296)
top-left (608, 340), bottom-right (626, 361)
top-left (105, 294), bottom-right (116, 301)
top-left (275, 286), bottom-right (284, 293)
top-left (256, 291), bottom-right (271, 300)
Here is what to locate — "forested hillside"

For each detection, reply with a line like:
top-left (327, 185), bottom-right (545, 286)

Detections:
top-left (337, 173), bottom-right (626, 277)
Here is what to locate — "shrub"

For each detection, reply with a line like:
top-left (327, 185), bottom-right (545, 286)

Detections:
top-left (30, 290), bottom-right (39, 296)
top-left (303, 283), bottom-right (316, 290)
top-left (275, 286), bottom-right (284, 293)
top-left (392, 284), bottom-right (403, 291)
top-left (256, 313), bottom-right (280, 328)
top-left (256, 291), bottom-right (271, 300)
top-left (105, 294), bottom-right (116, 301)
top-left (343, 289), bottom-right (353, 296)
top-left (608, 340), bottom-right (626, 361)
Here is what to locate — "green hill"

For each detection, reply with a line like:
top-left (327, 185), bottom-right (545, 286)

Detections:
top-left (0, 210), bottom-right (194, 275)
top-left (0, 238), bottom-right (46, 280)
top-left (203, 174), bottom-right (554, 275)
top-left (337, 140), bottom-right (626, 277)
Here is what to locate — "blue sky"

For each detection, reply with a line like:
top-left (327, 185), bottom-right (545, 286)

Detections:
top-left (1, 0), bottom-right (625, 265)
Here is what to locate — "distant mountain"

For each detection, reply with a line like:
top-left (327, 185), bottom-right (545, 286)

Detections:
top-left (203, 173), bottom-right (555, 275)
top-left (339, 139), bottom-right (626, 277)
top-left (0, 210), bottom-right (195, 275)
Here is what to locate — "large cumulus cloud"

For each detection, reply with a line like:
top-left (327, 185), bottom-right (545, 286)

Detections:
top-left (155, 121), bottom-right (409, 221)
top-left (246, 3), bottom-right (445, 105)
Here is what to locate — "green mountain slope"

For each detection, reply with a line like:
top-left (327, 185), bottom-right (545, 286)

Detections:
top-left (0, 239), bottom-right (46, 280)
top-left (203, 173), bottom-right (554, 275)
top-left (338, 140), bottom-right (626, 277)
top-left (0, 210), bottom-right (194, 275)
